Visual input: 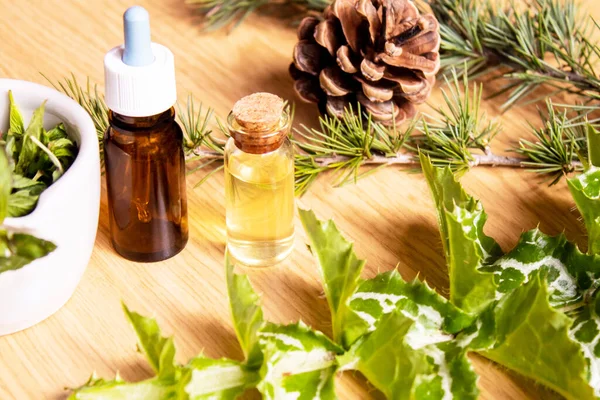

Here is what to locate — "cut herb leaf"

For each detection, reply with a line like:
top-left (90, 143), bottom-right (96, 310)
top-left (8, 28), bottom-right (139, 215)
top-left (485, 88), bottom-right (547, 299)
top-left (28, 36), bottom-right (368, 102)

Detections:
top-left (4, 92), bottom-right (78, 218)
top-left (7, 90), bottom-right (24, 137)
top-left (123, 303), bottom-right (177, 379)
top-left (185, 357), bottom-right (258, 399)
top-left (422, 155), bottom-right (600, 399)
top-left (340, 309), bottom-right (478, 400)
top-left (299, 208), bottom-right (365, 348)
top-left (568, 167), bottom-right (600, 255)
top-left (0, 144), bottom-right (56, 274)
top-left (0, 147), bottom-right (11, 222)
top-left (481, 230), bottom-right (600, 310)
top-left (346, 270), bottom-right (474, 346)
top-left (68, 374), bottom-right (180, 400)
top-left (14, 100), bottom-right (46, 177)
top-left (226, 252), bottom-right (264, 368)
top-left (8, 185), bottom-right (45, 217)
top-left (0, 231), bottom-right (57, 274)
top-left (257, 322), bottom-right (341, 400)
top-left (482, 274), bottom-right (595, 400)
top-left (421, 153), bottom-right (502, 314)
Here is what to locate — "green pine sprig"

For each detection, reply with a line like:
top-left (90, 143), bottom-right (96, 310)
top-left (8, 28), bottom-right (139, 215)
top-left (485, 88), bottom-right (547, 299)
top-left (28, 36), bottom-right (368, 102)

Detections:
top-left (424, 0), bottom-right (600, 108)
top-left (45, 74), bottom-right (109, 168)
top-left (186, 0), bottom-right (329, 31)
top-left (293, 105), bottom-right (415, 196)
top-left (407, 69), bottom-right (501, 175)
top-left (514, 102), bottom-right (600, 184)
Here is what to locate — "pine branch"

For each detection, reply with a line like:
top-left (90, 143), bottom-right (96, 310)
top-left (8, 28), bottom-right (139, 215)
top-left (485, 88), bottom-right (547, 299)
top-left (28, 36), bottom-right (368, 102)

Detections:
top-left (407, 69), bottom-right (501, 174)
top-left (186, 0), bottom-right (329, 31)
top-left (513, 102), bottom-right (597, 184)
top-left (293, 104), bottom-right (416, 195)
top-left (53, 73), bottom-right (596, 196)
top-left (424, 0), bottom-right (600, 108)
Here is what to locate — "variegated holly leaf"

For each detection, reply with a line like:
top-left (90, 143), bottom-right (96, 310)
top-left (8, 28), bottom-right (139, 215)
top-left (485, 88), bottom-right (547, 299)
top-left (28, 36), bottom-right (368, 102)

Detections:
top-left (257, 322), bottom-right (343, 400)
top-left (568, 166), bottom-right (600, 255)
top-left (69, 358), bottom-right (257, 400)
top-left (421, 155), bottom-right (600, 399)
top-left (226, 251), bottom-right (264, 367)
top-left (344, 270), bottom-right (473, 347)
top-left (68, 373), bottom-right (182, 400)
top-left (339, 309), bottom-right (478, 400)
top-left (420, 153), bottom-right (503, 314)
top-left (184, 357), bottom-right (258, 399)
top-left (569, 289), bottom-right (600, 398)
top-left (480, 229), bottom-right (600, 309)
top-left (299, 208), bottom-right (366, 348)
top-left (481, 274), bottom-right (596, 400)
top-left (71, 304), bottom-right (260, 400)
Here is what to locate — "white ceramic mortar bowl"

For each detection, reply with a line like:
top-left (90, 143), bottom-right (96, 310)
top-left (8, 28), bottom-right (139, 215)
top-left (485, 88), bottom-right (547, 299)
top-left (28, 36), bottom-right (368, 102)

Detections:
top-left (0, 79), bottom-right (100, 335)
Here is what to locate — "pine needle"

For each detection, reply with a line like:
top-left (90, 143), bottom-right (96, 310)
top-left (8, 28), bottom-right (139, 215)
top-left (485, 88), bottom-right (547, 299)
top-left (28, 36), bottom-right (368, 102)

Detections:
top-left (44, 73), bottom-right (109, 169)
top-left (424, 0), bottom-right (600, 108)
top-left (186, 0), bottom-right (329, 31)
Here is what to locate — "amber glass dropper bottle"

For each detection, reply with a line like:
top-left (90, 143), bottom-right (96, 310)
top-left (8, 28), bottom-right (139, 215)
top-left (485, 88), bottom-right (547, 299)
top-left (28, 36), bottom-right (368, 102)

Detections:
top-left (103, 6), bottom-right (188, 262)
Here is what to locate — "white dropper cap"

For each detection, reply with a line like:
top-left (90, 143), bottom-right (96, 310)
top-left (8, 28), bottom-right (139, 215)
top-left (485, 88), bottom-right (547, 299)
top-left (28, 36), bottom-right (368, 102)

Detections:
top-left (104, 6), bottom-right (177, 117)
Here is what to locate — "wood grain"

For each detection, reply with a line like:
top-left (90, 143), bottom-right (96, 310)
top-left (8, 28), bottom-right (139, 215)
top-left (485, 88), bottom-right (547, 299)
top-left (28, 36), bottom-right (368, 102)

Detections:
top-left (0, 0), bottom-right (594, 399)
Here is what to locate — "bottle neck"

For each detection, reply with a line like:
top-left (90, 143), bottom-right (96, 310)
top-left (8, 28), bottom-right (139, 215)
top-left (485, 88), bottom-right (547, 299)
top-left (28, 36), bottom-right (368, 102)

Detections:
top-left (109, 107), bottom-right (175, 130)
top-left (227, 112), bottom-right (290, 155)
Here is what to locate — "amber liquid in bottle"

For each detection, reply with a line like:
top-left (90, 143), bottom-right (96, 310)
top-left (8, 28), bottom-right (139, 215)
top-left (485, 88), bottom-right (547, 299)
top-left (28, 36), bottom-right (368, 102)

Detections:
top-left (225, 139), bottom-right (295, 266)
top-left (104, 108), bottom-right (188, 262)
top-left (225, 101), bottom-right (295, 268)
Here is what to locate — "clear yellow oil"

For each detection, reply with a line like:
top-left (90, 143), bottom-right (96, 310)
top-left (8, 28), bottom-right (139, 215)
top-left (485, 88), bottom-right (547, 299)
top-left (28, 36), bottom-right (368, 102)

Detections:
top-left (225, 145), bottom-right (295, 267)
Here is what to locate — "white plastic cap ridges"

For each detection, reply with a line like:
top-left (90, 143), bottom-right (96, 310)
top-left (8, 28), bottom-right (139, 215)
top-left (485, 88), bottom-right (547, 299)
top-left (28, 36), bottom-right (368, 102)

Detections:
top-left (104, 43), bottom-right (177, 117)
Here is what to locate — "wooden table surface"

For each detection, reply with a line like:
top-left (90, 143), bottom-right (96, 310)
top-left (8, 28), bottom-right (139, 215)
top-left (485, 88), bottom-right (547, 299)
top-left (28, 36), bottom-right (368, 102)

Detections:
top-left (0, 0), bottom-right (595, 399)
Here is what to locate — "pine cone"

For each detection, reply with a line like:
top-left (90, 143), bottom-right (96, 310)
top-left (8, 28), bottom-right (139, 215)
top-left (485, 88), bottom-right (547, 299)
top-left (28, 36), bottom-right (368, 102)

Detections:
top-left (290, 0), bottom-right (440, 125)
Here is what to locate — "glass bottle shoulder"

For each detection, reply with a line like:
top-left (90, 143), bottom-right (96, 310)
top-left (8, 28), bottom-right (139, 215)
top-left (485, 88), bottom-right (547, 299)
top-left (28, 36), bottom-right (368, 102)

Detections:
top-left (105, 108), bottom-right (183, 157)
top-left (225, 137), bottom-right (294, 183)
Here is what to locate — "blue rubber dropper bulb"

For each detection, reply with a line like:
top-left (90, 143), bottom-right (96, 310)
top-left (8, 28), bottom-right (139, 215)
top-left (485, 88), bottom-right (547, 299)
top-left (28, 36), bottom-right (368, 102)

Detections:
top-left (122, 6), bottom-right (154, 67)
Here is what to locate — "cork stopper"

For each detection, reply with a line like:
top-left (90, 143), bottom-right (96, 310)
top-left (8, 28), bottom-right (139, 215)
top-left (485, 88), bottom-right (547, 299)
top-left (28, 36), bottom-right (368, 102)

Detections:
top-left (232, 93), bottom-right (285, 132)
top-left (228, 92), bottom-right (289, 154)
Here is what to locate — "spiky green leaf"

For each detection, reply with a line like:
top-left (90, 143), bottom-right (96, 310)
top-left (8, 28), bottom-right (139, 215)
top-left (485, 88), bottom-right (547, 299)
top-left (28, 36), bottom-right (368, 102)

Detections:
top-left (257, 322), bottom-right (342, 400)
top-left (123, 304), bottom-right (177, 379)
top-left (420, 153), bottom-right (502, 314)
top-left (344, 270), bottom-right (473, 346)
top-left (339, 309), bottom-right (478, 400)
top-left (68, 375), bottom-right (180, 400)
top-left (185, 357), bottom-right (258, 399)
top-left (225, 251), bottom-right (264, 367)
top-left (481, 274), bottom-right (595, 400)
top-left (568, 167), bottom-right (600, 255)
top-left (299, 208), bottom-right (365, 348)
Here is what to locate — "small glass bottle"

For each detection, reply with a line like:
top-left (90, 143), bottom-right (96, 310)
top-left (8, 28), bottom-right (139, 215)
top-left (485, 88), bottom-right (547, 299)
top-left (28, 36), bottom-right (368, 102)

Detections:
top-left (225, 93), bottom-right (295, 267)
top-left (103, 6), bottom-right (188, 262)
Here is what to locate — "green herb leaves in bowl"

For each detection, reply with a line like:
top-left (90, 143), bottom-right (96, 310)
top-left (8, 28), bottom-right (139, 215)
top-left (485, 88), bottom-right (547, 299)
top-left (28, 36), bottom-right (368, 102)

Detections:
top-left (3, 90), bottom-right (77, 217)
top-left (0, 147), bottom-right (56, 274)
top-left (0, 90), bottom-right (76, 274)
